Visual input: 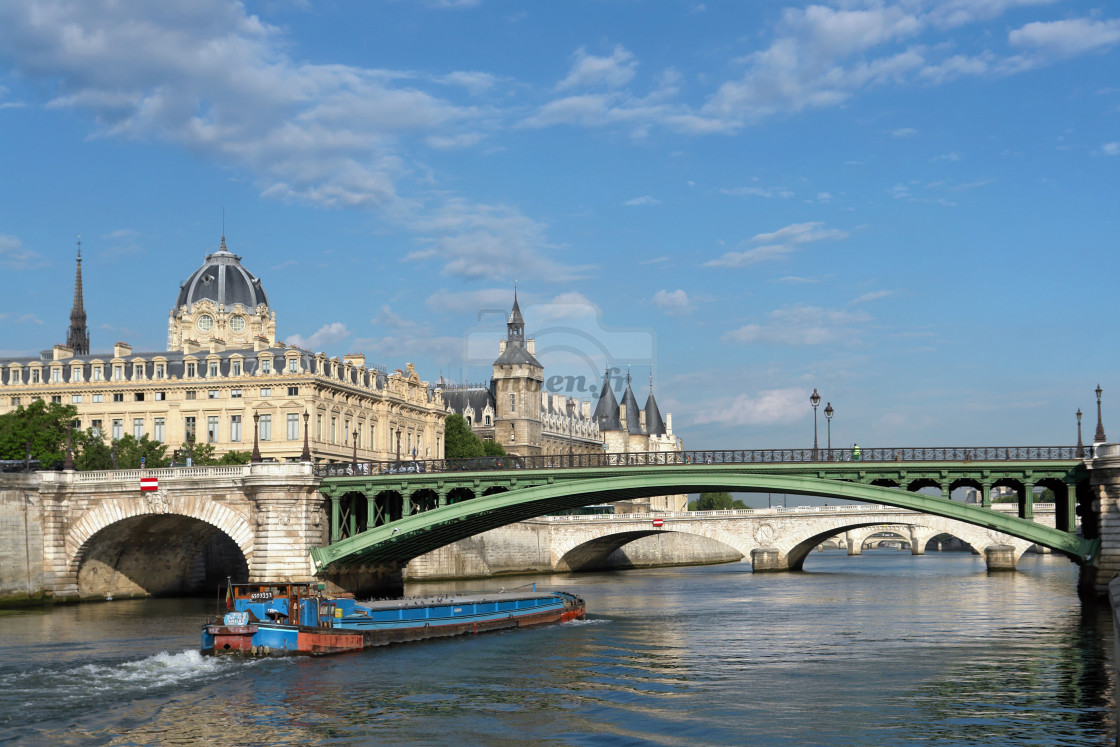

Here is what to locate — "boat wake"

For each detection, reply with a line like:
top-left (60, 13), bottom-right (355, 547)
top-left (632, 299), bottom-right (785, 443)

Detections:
top-left (0, 649), bottom-right (269, 724)
top-left (563, 617), bottom-right (609, 627)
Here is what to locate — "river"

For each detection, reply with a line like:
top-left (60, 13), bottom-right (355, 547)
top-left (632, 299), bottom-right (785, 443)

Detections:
top-left (0, 551), bottom-right (1114, 746)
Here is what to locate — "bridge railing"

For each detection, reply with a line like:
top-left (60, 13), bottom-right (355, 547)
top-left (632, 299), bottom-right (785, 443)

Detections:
top-left (315, 446), bottom-right (1090, 478)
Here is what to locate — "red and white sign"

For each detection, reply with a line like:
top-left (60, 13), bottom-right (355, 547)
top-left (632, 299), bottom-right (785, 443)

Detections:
top-left (652, 518), bottom-right (664, 527)
top-left (140, 477), bottom-right (159, 492)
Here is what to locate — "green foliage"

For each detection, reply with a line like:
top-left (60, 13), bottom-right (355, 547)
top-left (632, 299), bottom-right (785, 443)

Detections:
top-left (445, 414), bottom-right (485, 459)
top-left (74, 428), bottom-right (113, 470)
top-left (732, 498), bottom-right (748, 509)
top-left (111, 434), bottom-right (170, 469)
top-left (481, 439), bottom-right (507, 457)
top-left (217, 450), bottom-right (252, 465)
top-left (696, 491), bottom-right (735, 510)
top-left (0, 399), bottom-right (79, 468)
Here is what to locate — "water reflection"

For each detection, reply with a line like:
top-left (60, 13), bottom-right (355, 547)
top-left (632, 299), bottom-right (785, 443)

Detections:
top-left (0, 554), bottom-right (1114, 745)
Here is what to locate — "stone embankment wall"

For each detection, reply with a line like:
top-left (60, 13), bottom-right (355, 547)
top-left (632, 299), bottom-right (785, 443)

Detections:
top-left (403, 521), bottom-right (742, 581)
top-left (0, 476), bottom-right (47, 604)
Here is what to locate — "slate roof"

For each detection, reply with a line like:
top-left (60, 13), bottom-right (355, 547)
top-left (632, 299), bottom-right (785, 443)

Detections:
top-left (620, 377), bottom-right (644, 435)
top-left (592, 368), bottom-right (621, 431)
top-left (175, 238), bottom-right (269, 311)
top-left (644, 391), bottom-right (666, 436)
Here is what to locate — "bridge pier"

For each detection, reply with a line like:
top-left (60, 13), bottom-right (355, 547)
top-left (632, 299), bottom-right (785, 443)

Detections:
top-left (751, 547), bottom-right (787, 572)
top-left (984, 545), bottom-right (1017, 572)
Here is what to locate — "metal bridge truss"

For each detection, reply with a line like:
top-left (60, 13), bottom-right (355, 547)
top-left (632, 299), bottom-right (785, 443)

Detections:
top-left (313, 456), bottom-right (1095, 571)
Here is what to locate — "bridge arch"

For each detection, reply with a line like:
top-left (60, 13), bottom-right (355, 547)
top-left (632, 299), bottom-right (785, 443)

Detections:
top-left (66, 492), bottom-right (255, 599)
top-left (313, 470), bottom-right (1090, 571)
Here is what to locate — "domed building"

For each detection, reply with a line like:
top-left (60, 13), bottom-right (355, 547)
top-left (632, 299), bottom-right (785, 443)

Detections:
top-left (168, 238), bottom-right (276, 352)
top-left (0, 236), bottom-right (446, 466)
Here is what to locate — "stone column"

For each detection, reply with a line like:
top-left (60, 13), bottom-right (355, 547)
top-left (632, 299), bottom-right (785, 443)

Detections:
top-left (984, 544), bottom-right (1017, 572)
top-left (845, 531), bottom-right (862, 555)
top-left (243, 462), bottom-right (323, 584)
top-left (1087, 445), bottom-right (1120, 595)
top-left (751, 547), bottom-right (787, 572)
top-left (36, 471), bottom-right (79, 600)
top-left (1021, 481), bottom-right (1035, 520)
top-left (981, 481), bottom-right (992, 509)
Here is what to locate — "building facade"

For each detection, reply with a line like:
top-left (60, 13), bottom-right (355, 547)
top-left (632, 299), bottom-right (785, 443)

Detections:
top-left (0, 241), bottom-right (446, 465)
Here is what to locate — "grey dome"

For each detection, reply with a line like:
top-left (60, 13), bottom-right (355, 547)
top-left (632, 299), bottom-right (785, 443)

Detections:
top-left (175, 238), bottom-right (269, 311)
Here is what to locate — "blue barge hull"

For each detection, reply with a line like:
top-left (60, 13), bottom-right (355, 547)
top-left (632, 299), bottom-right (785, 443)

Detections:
top-left (202, 583), bottom-right (585, 656)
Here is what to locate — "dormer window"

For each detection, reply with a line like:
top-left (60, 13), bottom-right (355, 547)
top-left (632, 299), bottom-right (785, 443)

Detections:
top-left (30, 369), bottom-right (40, 384)
top-left (51, 368), bottom-right (61, 383)
top-left (208, 361), bottom-right (219, 377)
top-left (112, 365), bottom-right (123, 381)
top-left (133, 363), bottom-right (144, 379)
top-left (261, 359), bottom-right (272, 374)
top-left (71, 367), bottom-right (83, 383)
top-left (92, 366), bottom-right (103, 381)
top-left (155, 364), bottom-right (165, 379)
top-left (288, 359), bottom-right (298, 373)
top-left (186, 362), bottom-right (196, 377)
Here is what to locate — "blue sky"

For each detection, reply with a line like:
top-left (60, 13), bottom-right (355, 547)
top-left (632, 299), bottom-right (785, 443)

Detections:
top-left (1, 0), bottom-right (1118, 450)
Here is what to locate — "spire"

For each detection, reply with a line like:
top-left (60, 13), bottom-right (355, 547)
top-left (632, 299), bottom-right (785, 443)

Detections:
top-left (507, 285), bottom-right (525, 342)
top-left (620, 369), bottom-right (643, 434)
top-left (66, 237), bottom-right (89, 355)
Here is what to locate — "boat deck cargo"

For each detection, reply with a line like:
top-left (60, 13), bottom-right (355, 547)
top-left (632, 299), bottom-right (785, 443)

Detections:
top-left (202, 582), bottom-right (585, 656)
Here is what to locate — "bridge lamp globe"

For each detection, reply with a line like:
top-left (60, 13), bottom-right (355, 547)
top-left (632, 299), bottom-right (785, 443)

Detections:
top-left (810, 389), bottom-right (821, 457)
top-left (824, 402), bottom-right (834, 453)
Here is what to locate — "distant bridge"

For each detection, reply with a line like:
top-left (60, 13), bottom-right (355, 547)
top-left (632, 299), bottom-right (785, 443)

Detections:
top-left (313, 447), bottom-right (1095, 572)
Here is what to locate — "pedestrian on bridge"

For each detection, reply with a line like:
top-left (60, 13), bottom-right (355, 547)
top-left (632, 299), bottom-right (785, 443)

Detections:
top-left (852, 444), bottom-right (861, 462)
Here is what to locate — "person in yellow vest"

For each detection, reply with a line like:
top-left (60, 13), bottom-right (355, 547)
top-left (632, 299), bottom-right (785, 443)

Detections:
top-left (852, 443), bottom-right (861, 462)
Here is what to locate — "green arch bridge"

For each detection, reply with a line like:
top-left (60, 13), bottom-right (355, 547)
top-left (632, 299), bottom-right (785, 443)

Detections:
top-left (311, 446), bottom-right (1097, 571)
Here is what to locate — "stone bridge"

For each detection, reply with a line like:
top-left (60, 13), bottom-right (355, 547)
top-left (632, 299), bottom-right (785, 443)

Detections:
top-left (403, 504), bottom-right (1060, 579)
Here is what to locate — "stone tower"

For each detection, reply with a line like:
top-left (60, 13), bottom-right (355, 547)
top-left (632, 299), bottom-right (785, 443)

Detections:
top-left (491, 291), bottom-right (544, 457)
top-left (66, 243), bottom-right (90, 355)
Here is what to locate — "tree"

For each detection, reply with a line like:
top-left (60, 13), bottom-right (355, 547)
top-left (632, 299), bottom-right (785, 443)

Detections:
top-left (445, 414), bottom-right (485, 459)
top-left (696, 491), bottom-right (735, 510)
top-left (109, 434), bottom-right (170, 469)
top-left (0, 399), bottom-right (79, 468)
top-left (74, 428), bottom-right (114, 470)
top-left (482, 439), bottom-right (507, 457)
top-left (217, 450), bottom-right (252, 465)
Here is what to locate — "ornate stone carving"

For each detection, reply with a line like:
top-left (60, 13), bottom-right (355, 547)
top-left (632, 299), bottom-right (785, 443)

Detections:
top-left (755, 523), bottom-right (776, 544)
top-left (144, 489), bottom-right (170, 514)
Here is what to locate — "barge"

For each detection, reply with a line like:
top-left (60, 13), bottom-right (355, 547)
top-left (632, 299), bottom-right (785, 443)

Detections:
top-left (202, 582), bottom-right (585, 656)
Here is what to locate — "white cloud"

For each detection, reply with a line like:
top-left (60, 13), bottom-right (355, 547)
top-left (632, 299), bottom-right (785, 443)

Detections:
top-left (0, 0), bottom-right (583, 285)
top-left (1098, 142), bottom-right (1120, 156)
top-left (693, 388), bottom-right (807, 426)
top-left (285, 321), bottom-right (349, 352)
top-left (624, 195), bottom-right (661, 206)
top-left (853, 290), bottom-right (894, 304)
top-left (652, 289), bottom-right (691, 312)
top-left (929, 152), bottom-right (960, 162)
top-left (720, 185), bottom-right (794, 199)
top-left (426, 288), bottom-right (513, 315)
top-left (372, 305), bottom-right (420, 331)
top-left (1009, 18), bottom-right (1120, 58)
top-left (705, 221), bottom-right (848, 268)
top-left (891, 127), bottom-right (917, 137)
top-left (0, 233), bottom-right (44, 269)
top-left (724, 304), bottom-right (871, 346)
top-left (557, 45), bottom-right (637, 91)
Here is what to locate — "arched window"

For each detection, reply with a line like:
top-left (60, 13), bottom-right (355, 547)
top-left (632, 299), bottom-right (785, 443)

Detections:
top-left (484, 415), bottom-right (491, 426)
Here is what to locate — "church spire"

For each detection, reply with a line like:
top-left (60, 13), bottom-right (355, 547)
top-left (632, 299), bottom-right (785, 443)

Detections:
top-left (66, 237), bottom-right (89, 355)
top-left (507, 285), bottom-right (525, 342)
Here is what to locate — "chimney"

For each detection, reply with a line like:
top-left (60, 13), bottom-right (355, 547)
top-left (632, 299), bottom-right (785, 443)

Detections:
top-left (498, 339), bottom-right (507, 354)
top-left (52, 344), bottom-right (74, 361)
top-left (639, 409), bottom-right (647, 432)
top-left (582, 401), bottom-right (591, 419)
top-left (114, 342), bottom-right (132, 358)
top-left (209, 338), bottom-right (226, 354)
top-left (253, 337), bottom-right (269, 352)
top-left (526, 338), bottom-right (535, 355)
top-left (181, 339), bottom-right (199, 355)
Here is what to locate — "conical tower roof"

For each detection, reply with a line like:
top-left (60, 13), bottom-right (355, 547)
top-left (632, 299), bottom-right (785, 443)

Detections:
top-left (620, 371), bottom-right (644, 435)
top-left (592, 367), bottom-right (621, 431)
top-left (643, 375), bottom-right (666, 436)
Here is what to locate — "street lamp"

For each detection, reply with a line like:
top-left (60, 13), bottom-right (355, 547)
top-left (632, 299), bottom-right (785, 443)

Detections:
top-left (810, 388), bottom-right (821, 460)
top-left (300, 410), bottom-right (311, 462)
top-left (1095, 384), bottom-right (1107, 443)
top-left (251, 412), bottom-right (262, 463)
top-left (1077, 408), bottom-right (1083, 453)
top-left (352, 428), bottom-right (358, 467)
top-left (824, 402), bottom-right (834, 458)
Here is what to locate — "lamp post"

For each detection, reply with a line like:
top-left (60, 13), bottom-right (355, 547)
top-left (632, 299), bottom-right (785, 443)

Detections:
top-left (251, 412), bottom-right (261, 463)
top-left (567, 399), bottom-right (575, 468)
top-left (824, 402), bottom-right (834, 458)
top-left (352, 428), bottom-right (358, 467)
top-left (810, 388), bottom-right (821, 460)
top-left (300, 410), bottom-right (311, 462)
top-left (1095, 384), bottom-right (1107, 443)
top-left (1077, 408), bottom-right (1083, 453)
